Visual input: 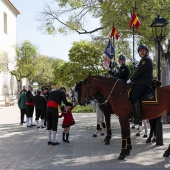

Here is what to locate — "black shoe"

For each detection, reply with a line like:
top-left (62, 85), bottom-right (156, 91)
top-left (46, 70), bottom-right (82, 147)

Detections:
top-left (41, 126), bottom-right (46, 129)
top-left (20, 122), bottom-right (23, 125)
top-left (52, 142), bottom-right (60, 145)
top-left (146, 138), bottom-right (151, 143)
top-left (27, 125), bottom-right (32, 128)
top-left (66, 140), bottom-right (70, 143)
top-left (131, 125), bottom-right (135, 129)
top-left (47, 141), bottom-right (52, 145)
top-left (23, 121), bottom-right (26, 124)
top-left (136, 133), bottom-right (140, 136)
top-left (37, 126), bottom-right (40, 129)
top-left (143, 134), bottom-right (148, 138)
top-left (31, 124), bottom-right (36, 126)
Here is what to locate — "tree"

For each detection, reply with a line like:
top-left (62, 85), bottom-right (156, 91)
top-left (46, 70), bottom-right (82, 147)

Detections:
top-left (11, 40), bottom-right (38, 93)
top-left (54, 40), bottom-right (103, 87)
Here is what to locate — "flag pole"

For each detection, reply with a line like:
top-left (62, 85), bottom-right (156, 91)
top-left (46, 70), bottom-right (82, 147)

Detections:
top-left (111, 21), bottom-right (116, 76)
top-left (132, 1), bottom-right (136, 74)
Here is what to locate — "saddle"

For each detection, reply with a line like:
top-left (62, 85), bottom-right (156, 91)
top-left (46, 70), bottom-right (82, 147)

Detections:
top-left (127, 86), bottom-right (159, 105)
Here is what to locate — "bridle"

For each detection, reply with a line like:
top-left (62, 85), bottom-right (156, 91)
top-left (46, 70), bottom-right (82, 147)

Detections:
top-left (70, 88), bottom-right (77, 102)
top-left (82, 78), bottom-right (120, 105)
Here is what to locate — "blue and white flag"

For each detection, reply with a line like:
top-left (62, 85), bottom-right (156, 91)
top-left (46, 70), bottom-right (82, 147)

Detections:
top-left (104, 39), bottom-right (114, 60)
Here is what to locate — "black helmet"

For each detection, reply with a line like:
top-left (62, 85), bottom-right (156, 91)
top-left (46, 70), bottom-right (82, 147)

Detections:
top-left (137, 44), bottom-right (148, 52)
top-left (119, 55), bottom-right (126, 60)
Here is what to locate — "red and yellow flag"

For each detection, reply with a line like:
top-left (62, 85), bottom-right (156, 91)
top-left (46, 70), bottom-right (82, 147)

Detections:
top-left (129, 12), bottom-right (141, 29)
top-left (110, 26), bottom-right (119, 40)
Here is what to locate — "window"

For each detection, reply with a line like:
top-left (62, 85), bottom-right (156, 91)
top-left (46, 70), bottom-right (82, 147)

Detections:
top-left (4, 12), bottom-right (7, 34)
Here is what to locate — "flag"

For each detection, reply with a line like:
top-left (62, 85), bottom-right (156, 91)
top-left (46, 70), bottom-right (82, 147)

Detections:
top-left (104, 39), bottom-right (114, 60)
top-left (110, 26), bottom-right (119, 40)
top-left (129, 12), bottom-right (141, 29)
top-left (103, 55), bottom-right (110, 68)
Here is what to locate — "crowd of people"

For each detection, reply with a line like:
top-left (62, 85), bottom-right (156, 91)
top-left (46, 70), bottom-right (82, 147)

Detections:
top-left (18, 86), bottom-right (78, 145)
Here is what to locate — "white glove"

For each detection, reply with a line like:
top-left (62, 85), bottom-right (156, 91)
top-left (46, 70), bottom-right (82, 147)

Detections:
top-left (127, 79), bottom-right (131, 84)
top-left (131, 58), bottom-right (137, 64)
top-left (114, 67), bottom-right (119, 73)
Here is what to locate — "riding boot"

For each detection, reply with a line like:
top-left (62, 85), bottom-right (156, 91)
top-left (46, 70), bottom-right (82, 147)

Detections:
top-left (133, 101), bottom-right (142, 126)
top-left (62, 132), bottom-right (66, 142)
top-left (66, 133), bottom-right (70, 143)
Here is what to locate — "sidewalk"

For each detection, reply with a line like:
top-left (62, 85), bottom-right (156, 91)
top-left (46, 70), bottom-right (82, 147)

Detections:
top-left (0, 104), bottom-right (170, 170)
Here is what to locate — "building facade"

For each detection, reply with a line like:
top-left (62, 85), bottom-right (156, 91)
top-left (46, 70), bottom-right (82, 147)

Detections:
top-left (0, 0), bottom-right (19, 102)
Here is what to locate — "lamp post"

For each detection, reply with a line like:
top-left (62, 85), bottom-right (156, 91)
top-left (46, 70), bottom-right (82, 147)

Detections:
top-left (150, 15), bottom-right (168, 146)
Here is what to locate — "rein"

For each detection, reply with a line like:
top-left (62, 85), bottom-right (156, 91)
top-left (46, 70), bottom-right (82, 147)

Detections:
top-left (97, 79), bottom-right (119, 105)
top-left (85, 78), bottom-right (119, 105)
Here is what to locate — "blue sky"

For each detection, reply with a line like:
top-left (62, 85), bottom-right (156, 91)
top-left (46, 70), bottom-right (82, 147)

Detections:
top-left (10, 0), bottom-right (96, 61)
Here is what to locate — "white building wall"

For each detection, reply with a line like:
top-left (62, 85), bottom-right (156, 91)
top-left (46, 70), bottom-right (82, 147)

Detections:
top-left (0, 0), bottom-right (18, 102)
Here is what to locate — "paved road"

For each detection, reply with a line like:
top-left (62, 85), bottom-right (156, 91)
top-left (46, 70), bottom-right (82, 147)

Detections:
top-left (0, 104), bottom-right (170, 170)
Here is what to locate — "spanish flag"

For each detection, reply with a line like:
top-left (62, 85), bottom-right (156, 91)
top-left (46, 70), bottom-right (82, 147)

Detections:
top-left (110, 26), bottom-right (119, 40)
top-left (129, 12), bottom-right (141, 29)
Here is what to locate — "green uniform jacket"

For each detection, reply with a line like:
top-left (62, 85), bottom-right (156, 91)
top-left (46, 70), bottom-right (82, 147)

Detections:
top-left (18, 92), bottom-right (27, 109)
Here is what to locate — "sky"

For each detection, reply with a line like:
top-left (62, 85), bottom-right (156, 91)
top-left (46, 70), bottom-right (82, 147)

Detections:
top-left (10, 0), bottom-right (97, 61)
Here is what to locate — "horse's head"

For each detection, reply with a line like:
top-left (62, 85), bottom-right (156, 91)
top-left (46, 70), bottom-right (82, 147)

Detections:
top-left (81, 76), bottom-right (97, 105)
top-left (69, 87), bottom-right (78, 102)
top-left (73, 81), bottom-right (87, 106)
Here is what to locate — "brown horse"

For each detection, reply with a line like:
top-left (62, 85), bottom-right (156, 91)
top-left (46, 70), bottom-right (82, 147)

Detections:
top-left (80, 75), bottom-right (170, 160)
top-left (75, 81), bottom-right (113, 145)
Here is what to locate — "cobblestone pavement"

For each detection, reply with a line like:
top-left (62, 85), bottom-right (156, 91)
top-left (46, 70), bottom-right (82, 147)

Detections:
top-left (0, 104), bottom-right (170, 170)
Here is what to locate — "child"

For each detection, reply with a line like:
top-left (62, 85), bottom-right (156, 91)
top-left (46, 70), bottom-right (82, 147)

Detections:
top-left (59, 103), bottom-right (77, 143)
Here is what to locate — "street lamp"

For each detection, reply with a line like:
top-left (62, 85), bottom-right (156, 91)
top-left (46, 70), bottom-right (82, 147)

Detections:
top-left (150, 15), bottom-right (168, 80)
top-left (150, 15), bottom-right (168, 146)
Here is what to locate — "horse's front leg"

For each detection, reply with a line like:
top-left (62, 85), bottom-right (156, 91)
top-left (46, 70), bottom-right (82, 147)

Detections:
top-left (118, 119), bottom-right (132, 160)
top-left (103, 113), bottom-right (111, 145)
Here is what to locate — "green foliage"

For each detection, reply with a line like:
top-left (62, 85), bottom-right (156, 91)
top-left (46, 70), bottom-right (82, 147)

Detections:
top-left (11, 40), bottom-right (38, 81)
top-left (38, 0), bottom-right (170, 56)
top-left (54, 40), bottom-right (104, 87)
top-left (72, 104), bottom-right (94, 113)
top-left (0, 52), bottom-right (8, 73)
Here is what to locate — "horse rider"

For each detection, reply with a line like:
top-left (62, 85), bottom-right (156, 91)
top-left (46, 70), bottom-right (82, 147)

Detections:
top-left (108, 61), bottom-right (119, 77)
top-left (116, 55), bottom-right (130, 82)
top-left (127, 44), bottom-right (154, 125)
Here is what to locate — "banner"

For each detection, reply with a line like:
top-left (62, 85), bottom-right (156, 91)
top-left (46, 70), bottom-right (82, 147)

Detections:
top-left (110, 26), bottom-right (119, 40)
top-left (104, 39), bottom-right (114, 60)
top-left (129, 12), bottom-right (141, 29)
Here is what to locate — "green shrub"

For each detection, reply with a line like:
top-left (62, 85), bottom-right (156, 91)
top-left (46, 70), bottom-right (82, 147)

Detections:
top-left (72, 104), bottom-right (94, 113)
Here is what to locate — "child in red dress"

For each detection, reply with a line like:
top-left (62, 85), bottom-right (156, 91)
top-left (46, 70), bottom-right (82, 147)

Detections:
top-left (59, 103), bottom-right (77, 143)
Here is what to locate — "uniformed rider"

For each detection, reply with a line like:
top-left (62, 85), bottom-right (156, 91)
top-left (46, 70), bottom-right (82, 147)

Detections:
top-left (116, 55), bottom-right (130, 82)
top-left (127, 45), bottom-right (154, 125)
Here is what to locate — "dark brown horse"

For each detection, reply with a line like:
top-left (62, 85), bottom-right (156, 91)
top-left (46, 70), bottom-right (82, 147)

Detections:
top-left (75, 81), bottom-right (113, 145)
top-left (80, 75), bottom-right (170, 160)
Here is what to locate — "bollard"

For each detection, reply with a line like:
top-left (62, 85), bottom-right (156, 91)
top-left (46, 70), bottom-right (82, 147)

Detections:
top-left (156, 116), bottom-right (163, 146)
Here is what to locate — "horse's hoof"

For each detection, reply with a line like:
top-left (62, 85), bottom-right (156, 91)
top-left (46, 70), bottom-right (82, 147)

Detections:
top-left (125, 150), bottom-right (130, 156)
top-left (136, 133), bottom-right (140, 136)
top-left (118, 153), bottom-right (125, 160)
top-left (143, 135), bottom-right (148, 138)
top-left (163, 151), bottom-right (170, 157)
top-left (146, 138), bottom-right (151, 143)
top-left (92, 134), bottom-right (97, 137)
top-left (105, 140), bottom-right (110, 145)
top-left (101, 133), bottom-right (105, 136)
